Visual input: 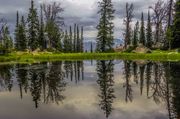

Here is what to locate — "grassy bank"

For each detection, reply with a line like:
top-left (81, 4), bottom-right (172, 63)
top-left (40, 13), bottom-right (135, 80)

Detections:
top-left (0, 51), bottom-right (180, 64)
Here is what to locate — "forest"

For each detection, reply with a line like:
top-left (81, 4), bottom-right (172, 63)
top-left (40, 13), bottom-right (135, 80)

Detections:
top-left (0, 0), bottom-right (179, 60)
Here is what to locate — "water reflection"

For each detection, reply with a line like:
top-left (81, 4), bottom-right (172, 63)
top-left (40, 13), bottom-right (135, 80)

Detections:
top-left (0, 60), bottom-right (180, 119)
top-left (96, 60), bottom-right (115, 118)
top-left (121, 61), bottom-right (180, 119)
top-left (0, 64), bottom-right (13, 91)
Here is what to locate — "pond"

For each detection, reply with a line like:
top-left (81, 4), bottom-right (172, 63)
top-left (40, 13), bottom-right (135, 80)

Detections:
top-left (0, 60), bottom-right (179, 119)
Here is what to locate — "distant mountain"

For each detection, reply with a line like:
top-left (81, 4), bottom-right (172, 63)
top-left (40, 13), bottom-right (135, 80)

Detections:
top-left (113, 38), bottom-right (124, 47)
top-left (83, 38), bottom-right (124, 52)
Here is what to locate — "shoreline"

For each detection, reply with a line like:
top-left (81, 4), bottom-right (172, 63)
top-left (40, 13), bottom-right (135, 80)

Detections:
top-left (0, 51), bottom-right (180, 64)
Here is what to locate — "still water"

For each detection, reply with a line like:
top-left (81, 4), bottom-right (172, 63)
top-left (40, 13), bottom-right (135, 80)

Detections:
top-left (0, 60), bottom-right (179, 119)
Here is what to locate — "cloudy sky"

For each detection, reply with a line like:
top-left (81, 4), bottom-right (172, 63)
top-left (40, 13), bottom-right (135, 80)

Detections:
top-left (0, 0), bottom-right (158, 40)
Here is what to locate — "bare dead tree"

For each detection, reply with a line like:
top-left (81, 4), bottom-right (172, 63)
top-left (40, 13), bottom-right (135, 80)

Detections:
top-left (43, 2), bottom-right (64, 26)
top-left (124, 3), bottom-right (134, 49)
top-left (150, 0), bottom-right (168, 43)
top-left (42, 2), bottom-right (64, 49)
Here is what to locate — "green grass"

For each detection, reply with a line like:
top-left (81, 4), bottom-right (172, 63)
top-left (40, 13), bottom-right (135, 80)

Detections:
top-left (0, 51), bottom-right (180, 64)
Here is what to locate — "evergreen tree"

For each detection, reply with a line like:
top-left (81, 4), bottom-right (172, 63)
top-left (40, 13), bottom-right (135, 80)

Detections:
top-left (45, 21), bottom-right (62, 51)
top-left (146, 11), bottom-right (153, 48)
top-left (15, 11), bottom-right (20, 50)
top-left (140, 12), bottom-right (145, 45)
top-left (165, 0), bottom-right (174, 50)
top-left (27, 0), bottom-right (39, 51)
top-left (76, 25), bottom-right (80, 52)
top-left (18, 16), bottom-right (27, 51)
top-left (172, 0), bottom-right (180, 48)
top-left (133, 21), bottom-right (139, 47)
top-left (73, 24), bottom-right (77, 52)
top-left (91, 42), bottom-right (93, 53)
top-left (124, 3), bottom-right (134, 49)
top-left (96, 0), bottom-right (115, 52)
top-left (1, 26), bottom-right (13, 49)
top-left (63, 30), bottom-right (69, 53)
top-left (166, 27), bottom-right (173, 50)
top-left (69, 26), bottom-right (73, 52)
top-left (80, 26), bottom-right (84, 52)
top-left (39, 5), bottom-right (46, 50)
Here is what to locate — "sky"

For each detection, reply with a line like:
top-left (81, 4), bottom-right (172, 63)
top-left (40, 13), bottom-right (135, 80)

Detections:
top-left (0, 0), bottom-right (158, 40)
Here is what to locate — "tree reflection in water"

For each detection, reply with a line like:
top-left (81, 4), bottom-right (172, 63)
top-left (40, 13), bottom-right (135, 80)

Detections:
top-left (16, 62), bottom-right (67, 108)
top-left (96, 60), bottom-right (115, 118)
top-left (122, 61), bottom-right (180, 119)
top-left (0, 64), bottom-right (13, 91)
top-left (64, 61), bottom-right (84, 83)
top-left (123, 60), bottom-right (133, 102)
top-left (0, 60), bottom-right (180, 119)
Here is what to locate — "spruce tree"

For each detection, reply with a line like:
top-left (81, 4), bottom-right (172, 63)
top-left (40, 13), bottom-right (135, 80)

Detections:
top-left (133, 21), bottom-right (139, 47)
top-left (73, 24), bottom-right (77, 52)
top-left (69, 26), bottom-right (73, 52)
top-left (18, 16), bottom-right (27, 51)
top-left (80, 26), bottom-right (84, 53)
top-left (2, 26), bottom-right (13, 50)
top-left (172, 0), bottom-right (180, 48)
top-left (166, 27), bottom-right (173, 50)
top-left (76, 25), bottom-right (80, 52)
top-left (45, 21), bottom-right (62, 51)
top-left (140, 12), bottom-right (145, 45)
top-left (63, 30), bottom-right (69, 53)
top-left (15, 11), bottom-right (20, 50)
top-left (39, 5), bottom-right (45, 50)
top-left (96, 0), bottom-right (115, 52)
top-left (146, 11), bottom-right (153, 48)
top-left (90, 42), bottom-right (93, 53)
top-left (27, 0), bottom-right (39, 51)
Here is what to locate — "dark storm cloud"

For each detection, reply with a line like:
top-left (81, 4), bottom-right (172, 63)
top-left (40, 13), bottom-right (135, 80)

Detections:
top-left (0, 0), bottom-right (157, 38)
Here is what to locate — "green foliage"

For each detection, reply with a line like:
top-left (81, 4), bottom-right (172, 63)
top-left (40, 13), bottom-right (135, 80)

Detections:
top-left (27, 0), bottom-right (40, 51)
top-left (0, 26), bottom-right (13, 50)
top-left (140, 12), bottom-right (145, 45)
top-left (15, 11), bottom-right (20, 50)
top-left (172, 0), bottom-right (180, 48)
top-left (91, 42), bottom-right (93, 53)
top-left (18, 16), bottom-right (27, 51)
top-left (96, 0), bottom-right (115, 52)
top-left (146, 11), bottom-right (153, 49)
top-left (80, 26), bottom-right (84, 52)
top-left (76, 25), bottom-right (80, 52)
top-left (69, 26), bottom-right (73, 52)
top-left (133, 21), bottom-right (139, 47)
top-left (166, 27), bottom-right (173, 50)
top-left (63, 30), bottom-right (71, 53)
top-left (73, 24), bottom-right (77, 52)
top-left (45, 21), bottom-right (63, 51)
top-left (39, 5), bottom-right (46, 50)
top-left (71, 24), bottom-right (84, 53)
